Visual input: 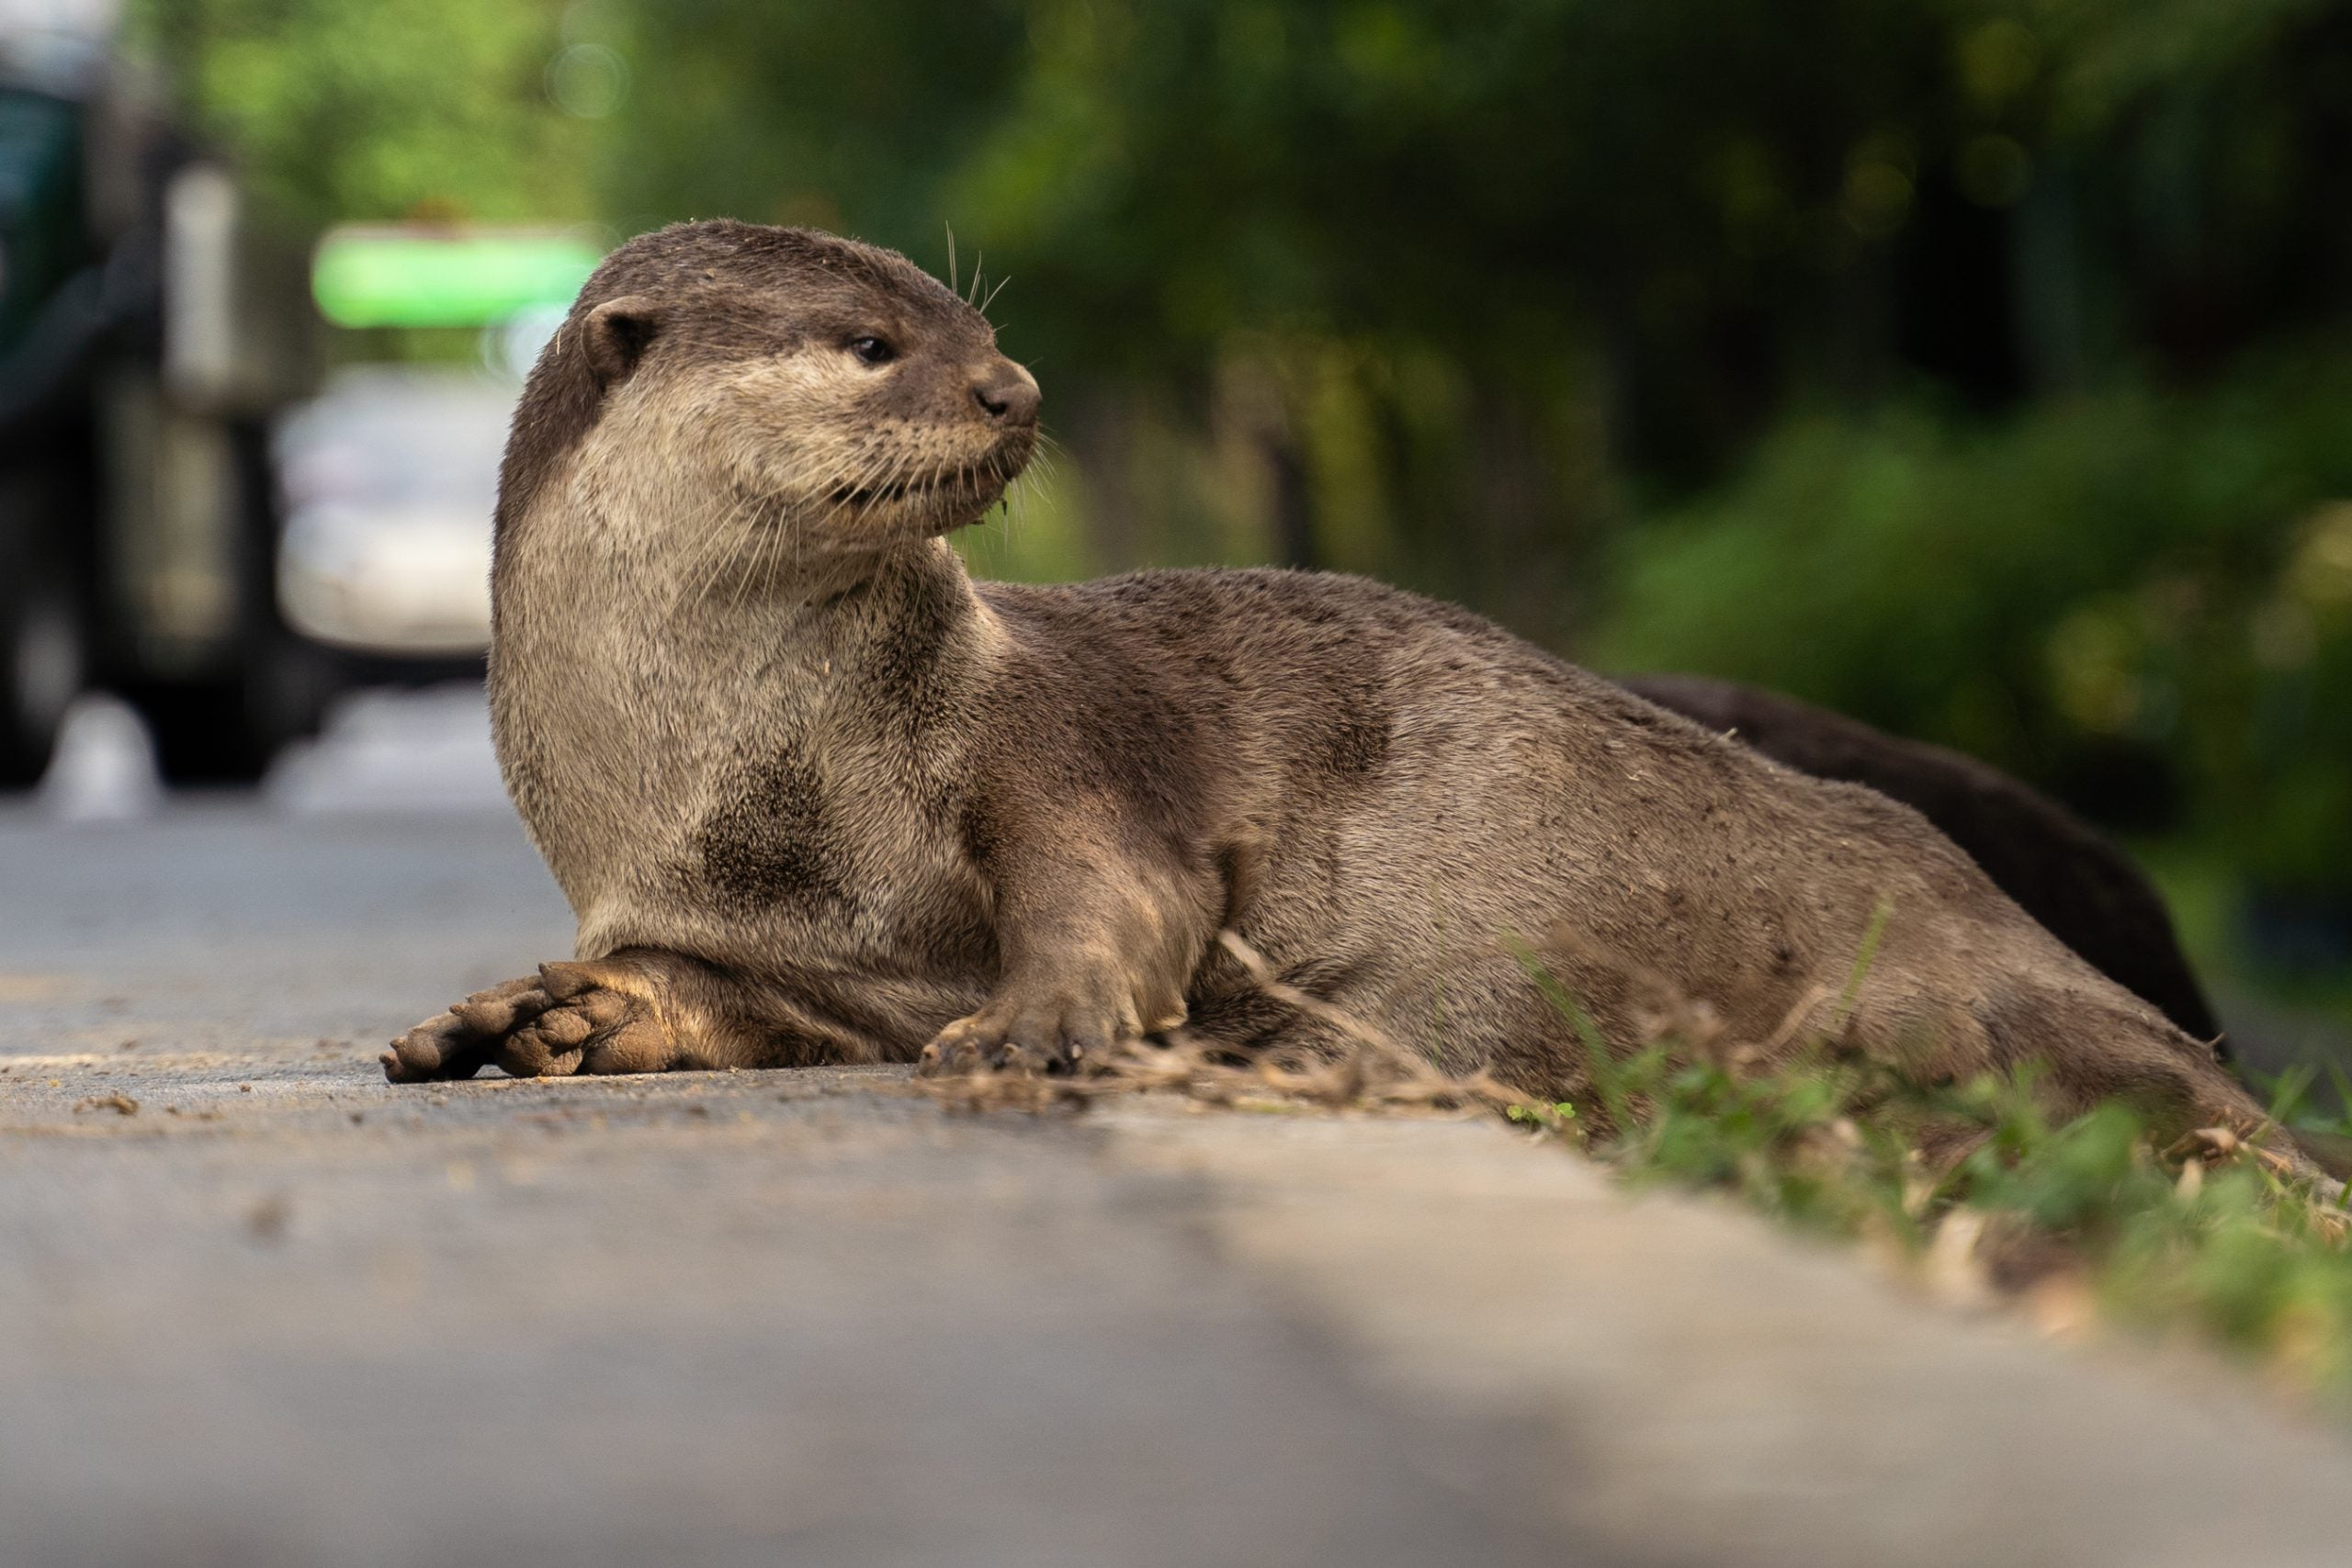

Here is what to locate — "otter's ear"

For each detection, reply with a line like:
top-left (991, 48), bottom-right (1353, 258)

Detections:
top-left (582, 295), bottom-right (663, 389)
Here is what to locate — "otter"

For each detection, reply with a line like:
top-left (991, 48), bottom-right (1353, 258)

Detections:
top-left (383, 220), bottom-right (2277, 1157)
top-left (1621, 674), bottom-right (2222, 1048)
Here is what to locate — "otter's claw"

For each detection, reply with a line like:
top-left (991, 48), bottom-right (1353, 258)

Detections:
top-left (382, 1010), bottom-right (488, 1083)
top-left (917, 986), bottom-right (1136, 1077)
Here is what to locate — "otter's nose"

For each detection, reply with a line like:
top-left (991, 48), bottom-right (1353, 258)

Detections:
top-left (972, 361), bottom-right (1041, 426)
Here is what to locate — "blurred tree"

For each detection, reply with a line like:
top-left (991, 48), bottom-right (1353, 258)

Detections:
top-left (584, 0), bottom-right (1029, 243)
top-left (1588, 344), bottom-right (2352, 894)
top-left (130, 0), bottom-right (600, 228)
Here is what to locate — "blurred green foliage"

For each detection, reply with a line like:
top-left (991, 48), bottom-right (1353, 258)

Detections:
top-left (135, 0), bottom-right (597, 224)
top-left (1592, 344), bottom-right (2352, 899)
top-left (133, 0), bottom-right (2352, 912)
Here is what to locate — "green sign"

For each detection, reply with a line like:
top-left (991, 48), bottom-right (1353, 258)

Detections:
top-left (311, 228), bottom-right (604, 328)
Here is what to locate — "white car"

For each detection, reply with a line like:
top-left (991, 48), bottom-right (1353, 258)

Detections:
top-left (274, 365), bottom-right (516, 656)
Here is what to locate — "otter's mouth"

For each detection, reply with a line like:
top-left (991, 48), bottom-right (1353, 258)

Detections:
top-left (825, 449), bottom-right (1030, 520)
top-left (829, 469), bottom-right (967, 507)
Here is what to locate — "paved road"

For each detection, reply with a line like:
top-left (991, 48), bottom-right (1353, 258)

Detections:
top-left (6, 692), bottom-right (2352, 1566)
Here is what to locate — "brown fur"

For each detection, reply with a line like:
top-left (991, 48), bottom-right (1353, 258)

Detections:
top-left (1623, 674), bottom-right (2222, 1049)
top-left (385, 220), bottom-right (2279, 1161)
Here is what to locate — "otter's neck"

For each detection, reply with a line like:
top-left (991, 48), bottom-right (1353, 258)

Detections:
top-left (492, 476), bottom-right (997, 919)
top-left (745, 536), bottom-right (993, 699)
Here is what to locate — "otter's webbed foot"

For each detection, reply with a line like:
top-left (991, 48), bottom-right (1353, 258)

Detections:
top-left (382, 962), bottom-right (679, 1082)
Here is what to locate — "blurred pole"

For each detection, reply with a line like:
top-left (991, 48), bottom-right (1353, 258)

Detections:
top-left (1262, 430), bottom-right (1316, 571)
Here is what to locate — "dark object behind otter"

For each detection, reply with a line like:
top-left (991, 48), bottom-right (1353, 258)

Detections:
top-left (1623, 673), bottom-right (2222, 1052)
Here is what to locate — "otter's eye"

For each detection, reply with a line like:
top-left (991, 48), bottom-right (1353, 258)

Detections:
top-left (847, 335), bottom-right (896, 367)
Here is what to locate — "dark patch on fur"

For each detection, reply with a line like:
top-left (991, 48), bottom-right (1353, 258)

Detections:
top-left (958, 794), bottom-right (1005, 868)
top-left (857, 557), bottom-right (971, 772)
top-left (693, 746), bottom-right (852, 913)
top-left (977, 580), bottom-right (1228, 869)
top-left (1316, 691), bottom-right (1392, 783)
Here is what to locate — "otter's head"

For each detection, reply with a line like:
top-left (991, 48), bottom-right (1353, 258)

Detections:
top-left (499, 220), bottom-right (1038, 577)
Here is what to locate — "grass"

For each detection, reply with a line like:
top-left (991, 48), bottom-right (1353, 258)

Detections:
top-left (1520, 986), bottom-right (2352, 1405)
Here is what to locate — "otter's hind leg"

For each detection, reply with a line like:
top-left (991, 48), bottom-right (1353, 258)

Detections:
top-left (1971, 978), bottom-right (2263, 1137)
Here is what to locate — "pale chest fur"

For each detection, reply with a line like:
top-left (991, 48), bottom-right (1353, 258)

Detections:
top-left (491, 512), bottom-right (992, 979)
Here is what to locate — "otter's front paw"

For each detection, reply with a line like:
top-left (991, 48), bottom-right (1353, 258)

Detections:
top-left (382, 962), bottom-right (678, 1082)
top-left (917, 979), bottom-right (1141, 1077)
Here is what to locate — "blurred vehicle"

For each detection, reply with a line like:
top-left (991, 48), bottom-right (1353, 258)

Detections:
top-left (0, 18), bottom-right (324, 784)
top-left (279, 229), bottom-right (592, 669)
top-left (0, 2), bottom-right (600, 789)
top-left (274, 365), bottom-right (514, 658)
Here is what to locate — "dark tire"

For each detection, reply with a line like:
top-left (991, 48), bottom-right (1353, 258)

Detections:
top-left (124, 417), bottom-right (345, 788)
top-left (0, 482), bottom-right (87, 789)
top-left (129, 636), bottom-right (338, 786)
top-left (131, 679), bottom-right (278, 785)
